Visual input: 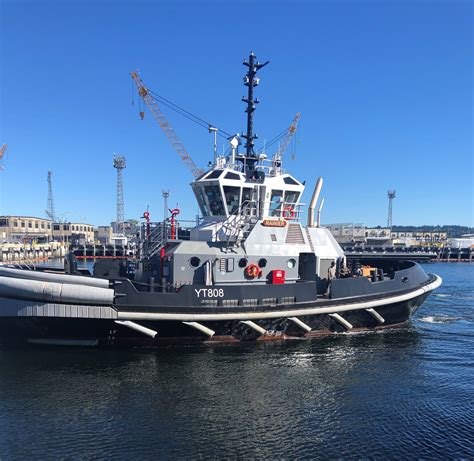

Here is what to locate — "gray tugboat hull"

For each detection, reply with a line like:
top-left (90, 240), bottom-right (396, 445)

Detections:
top-left (0, 272), bottom-right (441, 347)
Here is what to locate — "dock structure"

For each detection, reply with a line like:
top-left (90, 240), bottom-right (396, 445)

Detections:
top-left (437, 246), bottom-right (473, 263)
top-left (342, 244), bottom-right (473, 263)
top-left (71, 243), bottom-right (136, 260)
top-left (0, 242), bottom-right (68, 264)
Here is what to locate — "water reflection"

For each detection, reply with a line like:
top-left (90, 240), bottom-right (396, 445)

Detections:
top-left (1, 263), bottom-right (473, 459)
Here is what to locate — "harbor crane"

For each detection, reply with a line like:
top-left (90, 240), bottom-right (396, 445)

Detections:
top-left (275, 112), bottom-right (301, 160)
top-left (0, 144), bottom-right (7, 171)
top-left (130, 71), bottom-right (204, 178)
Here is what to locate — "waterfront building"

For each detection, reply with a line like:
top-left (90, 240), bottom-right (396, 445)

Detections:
top-left (326, 223), bottom-right (391, 245)
top-left (0, 216), bottom-right (95, 244)
top-left (95, 226), bottom-right (114, 244)
top-left (0, 216), bottom-right (52, 243)
top-left (51, 222), bottom-right (95, 244)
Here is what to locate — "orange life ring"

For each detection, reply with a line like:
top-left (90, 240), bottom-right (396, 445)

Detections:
top-left (245, 263), bottom-right (261, 278)
top-left (282, 206), bottom-right (295, 220)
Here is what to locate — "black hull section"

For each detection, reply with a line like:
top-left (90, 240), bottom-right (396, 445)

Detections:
top-left (0, 292), bottom-right (430, 348)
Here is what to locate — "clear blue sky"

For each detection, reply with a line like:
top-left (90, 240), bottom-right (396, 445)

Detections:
top-left (1, 0), bottom-right (472, 227)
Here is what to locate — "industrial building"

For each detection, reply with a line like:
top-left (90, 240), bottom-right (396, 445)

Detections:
top-left (0, 215), bottom-right (94, 243)
top-left (0, 216), bottom-right (52, 242)
top-left (326, 223), bottom-right (448, 247)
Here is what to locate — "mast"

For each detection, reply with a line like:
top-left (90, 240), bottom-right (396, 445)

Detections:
top-left (240, 52), bottom-right (269, 171)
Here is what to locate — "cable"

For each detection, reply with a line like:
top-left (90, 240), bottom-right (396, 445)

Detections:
top-left (147, 89), bottom-right (233, 138)
top-left (255, 127), bottom-right (289, 154)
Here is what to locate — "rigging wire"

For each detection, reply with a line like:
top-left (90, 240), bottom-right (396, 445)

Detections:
top-left (255, 127), bottom-right (289, 154)
top-left (137, 82), bottom-right (294, 156)
top-left (147, 88), bottom-right (233, 139)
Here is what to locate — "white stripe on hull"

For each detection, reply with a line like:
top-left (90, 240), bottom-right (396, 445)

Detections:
top-left (116, 275), bottom-right (442, 322)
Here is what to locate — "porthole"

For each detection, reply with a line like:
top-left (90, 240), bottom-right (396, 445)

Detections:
top-left (287, 258), bottom-right (296, 269)
top-left (190, 256), bottom-right (201, 268)
top-left (238, 258), bottom-right (248, 268)
top-left (258, 258), bottom-right (267, 268)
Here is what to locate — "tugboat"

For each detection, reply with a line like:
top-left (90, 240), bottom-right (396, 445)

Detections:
top-left (0, 53), bottom-right (441, 347)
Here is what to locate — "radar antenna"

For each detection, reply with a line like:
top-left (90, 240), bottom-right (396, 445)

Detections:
top-left (239, 52), bottom-right (269, 171)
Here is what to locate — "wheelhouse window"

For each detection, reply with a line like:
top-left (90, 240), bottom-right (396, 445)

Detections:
top-left (193, 183), bottom-right (225, 216)
top-left (204, 185), bottom-right (225, 215)
top-left (205, 170), bottom-right (223, 179)
top-left (284, 191), bottom-right (300, 207)
top-left (283, 176), bottom-right (299, 185)
top-left (242, 188), bottom-right (253, 205)
top-left (194, 186), bottom-right (210, 216)
top-left (225, 172), bottom-right (241, 180)
top-left (270, 190), bottom-right (283, 217)
top-left (223, 186), bottom-right (240, 214)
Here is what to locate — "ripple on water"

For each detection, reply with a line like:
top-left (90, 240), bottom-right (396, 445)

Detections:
top-left (0, 263), bottom-right (473, 459)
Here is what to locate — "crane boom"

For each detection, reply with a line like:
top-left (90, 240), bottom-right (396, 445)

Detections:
top-left (276, 112), bottom-right (301, 159)
top-left (0, 144), bottom-right (7, 160)
top-left (130, 71), bottom-right (204, 178)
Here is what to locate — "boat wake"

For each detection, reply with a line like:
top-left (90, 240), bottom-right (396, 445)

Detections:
top-left (418, 315), bottom-right (459, 324)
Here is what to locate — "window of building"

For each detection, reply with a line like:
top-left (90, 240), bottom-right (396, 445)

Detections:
top-left (28, 222), bottom-right (32, 228)
top-left (13, 221), bottom-right (18, 227)
top-left (64, 225), bottom-right (70, 231)
top-left (47, 224), bottom-right (51, 229)
top-left (53, 224), bottom-right (60, 231)
top-left (35, 222), bottom-right (39, 228)
top-left (41, 223), bottom-right (44, 229)
top-left (0, 218), bottom-right (8, 227)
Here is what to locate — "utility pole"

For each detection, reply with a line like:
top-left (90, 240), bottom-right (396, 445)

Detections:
top-left (113, 155), bottom-right (126, 234)
top-left (387, 190), bottom-right (396, 228)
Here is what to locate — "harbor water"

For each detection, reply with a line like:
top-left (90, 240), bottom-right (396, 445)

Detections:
top-left (0, 262), bottom-right (472, 459)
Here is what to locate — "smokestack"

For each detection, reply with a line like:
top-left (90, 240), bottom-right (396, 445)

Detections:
top-left (317, 198), bottom-right (325, 227)
top-left (307, 177), bottom-right (323, 227)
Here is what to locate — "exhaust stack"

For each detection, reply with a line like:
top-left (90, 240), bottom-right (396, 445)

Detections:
top-left (317, 198), bottom-right (325, 228)
top-left (307, 177), bottom-right (323, 227)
